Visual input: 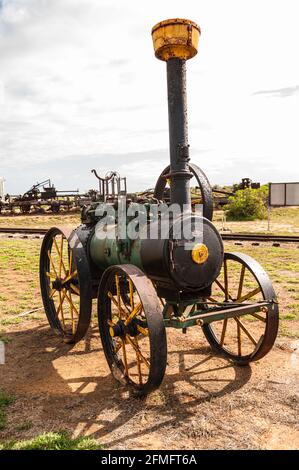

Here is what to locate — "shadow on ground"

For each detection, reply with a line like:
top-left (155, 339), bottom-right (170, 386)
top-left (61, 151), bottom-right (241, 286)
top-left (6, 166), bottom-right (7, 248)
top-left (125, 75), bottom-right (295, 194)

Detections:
top-left (0, 320), bottom-right (253, 448)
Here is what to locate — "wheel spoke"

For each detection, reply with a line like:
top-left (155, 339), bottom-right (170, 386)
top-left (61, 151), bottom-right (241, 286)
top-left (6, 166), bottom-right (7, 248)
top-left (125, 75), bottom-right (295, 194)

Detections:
top-left (48, 250), bottom-right (58, 277)
top-left (69, 249), bottom-right (73, 274)
top-left (237, 322), bottom-right (242, 356)
top-left (70, 283), bottom-right (80, 295)
top-left (137, 324), bottom-right (149, 336)
top-left (238, 287), bottom-right (261, 303)
top-left (115, 274), bottom-right (123, 317)
top-left (64, 290), bottom-right (79, 317)
top-left (56, 289), bottom-right (67, 317)
top-left (49, 288), bottom-right (57, 299)
top-left (250, 312), bottom-right (267, 323)
top-left (223, 258), bottom-right (229, 301)
top-left (237, 265), bottom-right (246, 300)
top-left (113, 339), bottom-right (122, 354)
top-left (129, 279), bottom-right (134, 310)
top-left (121, 339), bottom-right (129, 376)
top-left (60, 235), bottom-right (64, 275)
top-left (108, 292), bottom-right (127, 318)
top-left (124, 302), bottom-right (142, 326)
top-left (58, 290), bottom-right (66, 328)
top-left (53, 237), bottom-right (67, 276)
top-left (70, 291), bottom-right (77, 334)
top-left (46, 271), bottom-right (56, 279)
top-left (215, 279), bottom-right (233, 301)
top-left (234, 317), bottom-right (257, 345)
top-left (126, 335), bottom-right (150, 368)
top-left (62, 270), bottom-right (78, 284)
top-left (133, 337), bottom-right (143, 385)
top-left (220, 318), bottom-right (228, 345)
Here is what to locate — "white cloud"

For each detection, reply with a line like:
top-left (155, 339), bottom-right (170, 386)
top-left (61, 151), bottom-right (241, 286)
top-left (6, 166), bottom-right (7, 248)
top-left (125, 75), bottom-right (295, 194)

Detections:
top-left (0, 0), bottom-right (298, 194)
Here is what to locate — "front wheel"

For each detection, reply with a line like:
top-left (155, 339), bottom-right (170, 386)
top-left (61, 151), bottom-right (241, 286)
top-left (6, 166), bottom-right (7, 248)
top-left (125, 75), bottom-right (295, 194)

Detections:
top-left (202, 252), bottom-right (279, 365)
top-left (98, 265), bottom-right (167, 395)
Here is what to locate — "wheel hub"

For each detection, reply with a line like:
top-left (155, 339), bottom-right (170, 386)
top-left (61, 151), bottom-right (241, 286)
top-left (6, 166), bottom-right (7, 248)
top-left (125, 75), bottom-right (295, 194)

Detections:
top-left (109, 319), bottom-right (138, 338)
top-left (52, 278), bottom-right (64, 291)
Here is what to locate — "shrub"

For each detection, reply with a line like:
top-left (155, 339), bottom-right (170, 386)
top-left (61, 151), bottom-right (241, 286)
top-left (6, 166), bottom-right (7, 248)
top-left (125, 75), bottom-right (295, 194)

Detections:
top-left (224, 187), bottom-right (268, 221)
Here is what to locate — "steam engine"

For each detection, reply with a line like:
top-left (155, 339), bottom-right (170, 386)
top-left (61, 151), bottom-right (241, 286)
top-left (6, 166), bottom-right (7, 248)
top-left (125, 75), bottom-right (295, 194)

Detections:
top-left (40, 19), bottom-right (279, 395)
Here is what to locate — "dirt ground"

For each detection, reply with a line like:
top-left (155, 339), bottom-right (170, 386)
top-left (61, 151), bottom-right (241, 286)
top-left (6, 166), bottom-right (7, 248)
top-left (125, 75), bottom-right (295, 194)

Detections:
top-left (0, 317), bottom-right (298, 450)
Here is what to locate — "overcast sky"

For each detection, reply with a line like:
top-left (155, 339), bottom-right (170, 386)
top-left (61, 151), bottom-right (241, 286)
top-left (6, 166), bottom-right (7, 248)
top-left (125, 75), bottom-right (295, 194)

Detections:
top-left (0, 0), bottom-right (298, 194)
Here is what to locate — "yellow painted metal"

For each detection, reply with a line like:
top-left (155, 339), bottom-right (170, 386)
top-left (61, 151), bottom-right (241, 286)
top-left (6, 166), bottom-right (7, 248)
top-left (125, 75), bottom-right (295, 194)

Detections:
top-left (191, 243), bottom-right (209, 265)
top-left (151, 18), bottom-right (200, 61)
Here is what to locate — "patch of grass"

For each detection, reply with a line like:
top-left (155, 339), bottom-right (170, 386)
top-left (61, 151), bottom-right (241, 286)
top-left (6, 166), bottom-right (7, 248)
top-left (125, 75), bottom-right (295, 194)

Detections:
top-left (0, 239), bottom-right (42, 320)
top-left (0, 314), bottom-right (43, 326)
top-left (0, 317), bottom-right (23, 326)
top-left (279, 324), bottom-right (299, 339)
top-left (281, 313), bottom-right (297, 320)
top-left (0, 390), bottom-right (15, 430)
top-left (0, 430), bottom-right (101, 450)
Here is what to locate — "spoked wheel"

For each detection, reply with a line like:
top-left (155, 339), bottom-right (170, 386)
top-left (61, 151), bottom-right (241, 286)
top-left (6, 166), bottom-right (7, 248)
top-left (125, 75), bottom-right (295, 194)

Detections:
top-left (98, 265), bottom-right (167, 395)
top-left (202, 252), bottom-right (279, 365)
top-left (40, 227), bottom-right (92, 343)
top-left (154, 162), bottom-right (214, 220)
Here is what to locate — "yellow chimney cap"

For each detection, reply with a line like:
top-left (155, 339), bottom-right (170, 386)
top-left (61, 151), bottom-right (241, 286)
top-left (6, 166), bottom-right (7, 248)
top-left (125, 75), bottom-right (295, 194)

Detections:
top-left (151, 18), bottom-right (201, 62)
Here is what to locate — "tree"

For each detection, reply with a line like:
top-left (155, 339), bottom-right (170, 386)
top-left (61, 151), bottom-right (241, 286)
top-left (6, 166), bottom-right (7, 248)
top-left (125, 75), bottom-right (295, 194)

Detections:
top-left (224, 186), bottom-right (268, 221)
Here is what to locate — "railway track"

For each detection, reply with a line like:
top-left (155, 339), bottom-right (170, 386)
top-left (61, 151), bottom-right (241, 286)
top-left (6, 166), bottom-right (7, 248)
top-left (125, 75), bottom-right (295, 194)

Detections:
top-left (0, 227), bottom-right (298, 244)
top-left (0, 227), bottom-right (48, 235)
top-left (221, 233), bottom-right (299, 243)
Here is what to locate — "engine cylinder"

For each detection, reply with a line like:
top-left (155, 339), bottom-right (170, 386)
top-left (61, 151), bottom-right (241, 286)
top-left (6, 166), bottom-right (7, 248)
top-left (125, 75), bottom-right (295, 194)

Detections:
top-left (89, 214), bottom-right (223, 293)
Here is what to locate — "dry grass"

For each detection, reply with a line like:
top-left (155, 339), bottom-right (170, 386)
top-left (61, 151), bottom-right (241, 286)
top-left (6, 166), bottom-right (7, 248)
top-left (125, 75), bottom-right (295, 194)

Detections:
top-left (0, 213), bottom-right (80, 229)
top-left (213, 206), bottom-right (299, 235)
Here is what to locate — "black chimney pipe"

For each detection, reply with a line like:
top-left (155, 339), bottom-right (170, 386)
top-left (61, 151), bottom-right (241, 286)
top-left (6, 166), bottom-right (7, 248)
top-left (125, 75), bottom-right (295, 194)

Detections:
top-left (166, 58), bottom-right (192, 210)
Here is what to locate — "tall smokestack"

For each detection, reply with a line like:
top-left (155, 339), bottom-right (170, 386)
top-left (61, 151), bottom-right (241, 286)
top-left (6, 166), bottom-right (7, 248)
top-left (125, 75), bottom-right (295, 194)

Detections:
top-left (152, 19), bottom-right (200, 210)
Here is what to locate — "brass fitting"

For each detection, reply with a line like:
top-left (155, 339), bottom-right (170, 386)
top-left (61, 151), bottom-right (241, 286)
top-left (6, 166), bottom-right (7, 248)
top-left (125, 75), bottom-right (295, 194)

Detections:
top-left (152, 18), bottom-right (201, 61)
top-left (191, 243), bottom-right (209, 265)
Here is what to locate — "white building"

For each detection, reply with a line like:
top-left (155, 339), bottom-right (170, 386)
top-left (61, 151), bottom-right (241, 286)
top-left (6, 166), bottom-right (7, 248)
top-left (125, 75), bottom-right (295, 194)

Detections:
top-left (0, 177), bottom-right (5, 201)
